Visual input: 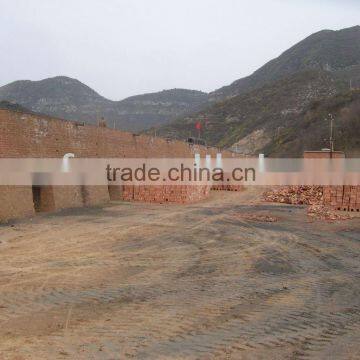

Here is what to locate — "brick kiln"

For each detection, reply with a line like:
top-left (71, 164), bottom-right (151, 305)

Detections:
top-left (0, 109), bottom-right (234, 222)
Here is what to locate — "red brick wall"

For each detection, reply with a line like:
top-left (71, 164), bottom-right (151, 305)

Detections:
top-left (0, 109), bottom-right (234, 221)
top-left (0, 186), bottom-right (35, 222)
top-left (0, 110), bottom-right (230, 158)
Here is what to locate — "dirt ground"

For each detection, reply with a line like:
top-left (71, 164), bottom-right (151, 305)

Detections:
top-left (0, 187), bottom-right (359, 359)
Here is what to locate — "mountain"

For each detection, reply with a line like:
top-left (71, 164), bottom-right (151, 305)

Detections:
top-left (155, 70), bottom-right (343, 146)
top-left (154, 26), bottom-right (360, 156)
top-left (113, 88), bottom-right (208, 131)
top-left (2, 25), bottom-right (359, 153)
top-left (210, 26), bottom-right (360, 100)
top-left (262, 89), bottom-right (360, 157)
top-left (0, 76), bottom-right (208, 132)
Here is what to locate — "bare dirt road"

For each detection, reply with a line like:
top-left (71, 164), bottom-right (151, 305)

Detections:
top-left (0, 188), bottom-right (359, 359)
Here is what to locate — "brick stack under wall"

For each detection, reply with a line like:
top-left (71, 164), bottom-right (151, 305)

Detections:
top-left (211, 172), bottom-right (244, 192)
top-left (211, 185), bottom-right (244, 191)
top-left (323, 185), bottom-right (360, 212)
top-left (122, 185), bottom-right (212, 204)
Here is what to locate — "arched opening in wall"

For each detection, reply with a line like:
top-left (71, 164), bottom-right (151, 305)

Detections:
top-left (32, 186), bottom-right (55, 213)
top-left (108, 185), bottom-right (123, 201)
top-left (80, 185), bottom-right (89, 206)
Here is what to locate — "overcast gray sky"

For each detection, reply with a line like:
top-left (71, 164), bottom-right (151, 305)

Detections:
top-left (1, 0), bottom-right (359, 100)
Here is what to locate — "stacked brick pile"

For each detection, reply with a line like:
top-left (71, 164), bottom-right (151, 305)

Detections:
top-left (323, 186), bottom-right (360, 212)
top-left (303, 151), bottom-right (360, 213)
top-left (122, 185), bottom-right (211, 204)
top-left (211, 184), bottom-right (244, 192)
top-left (211, 173), bottom-right (244, 192)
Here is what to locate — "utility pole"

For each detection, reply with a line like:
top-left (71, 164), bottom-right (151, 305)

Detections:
top-left (328, 113), bottom-right (335, 156)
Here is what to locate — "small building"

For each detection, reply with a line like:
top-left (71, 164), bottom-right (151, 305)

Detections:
top-left (303, 150), bottom-right (345, 159)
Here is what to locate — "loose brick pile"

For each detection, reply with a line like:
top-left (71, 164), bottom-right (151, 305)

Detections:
top-left (307, 205), bottom-right (352, 221)
top-left (263, 186), bottom-right (323, 205)
top-left (264, 185), bottom-right (359, 220)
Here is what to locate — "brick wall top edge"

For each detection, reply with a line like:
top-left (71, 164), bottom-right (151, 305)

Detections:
top-left (0, 109), bottom-right (236, 158)
top-left (0, 109), bottom-right (135, 135)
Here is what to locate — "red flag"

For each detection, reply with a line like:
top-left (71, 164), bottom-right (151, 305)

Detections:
top-left (195, 122), bottom-right (202, 130)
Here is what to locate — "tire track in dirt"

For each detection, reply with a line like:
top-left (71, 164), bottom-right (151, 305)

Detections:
top-left (0, 190), bottom-right (359, 359)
